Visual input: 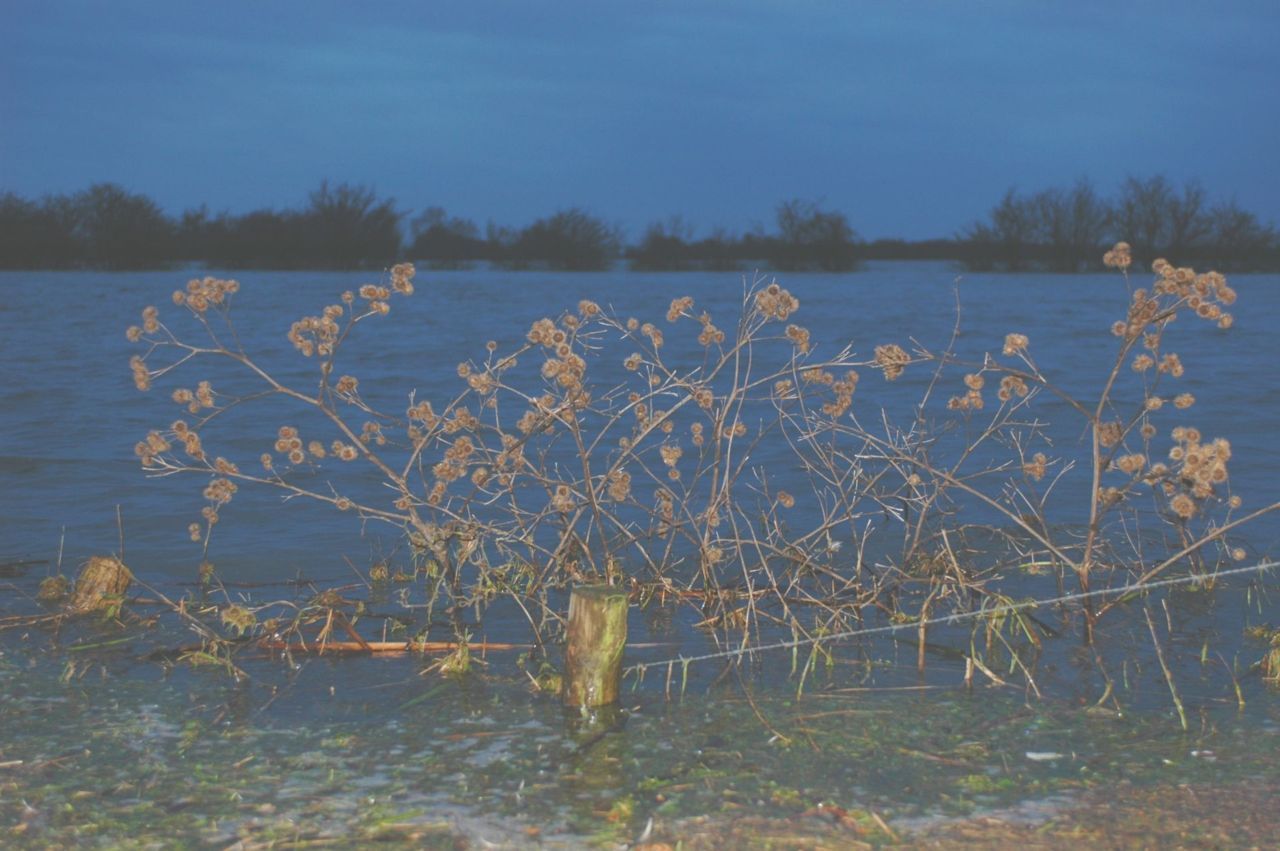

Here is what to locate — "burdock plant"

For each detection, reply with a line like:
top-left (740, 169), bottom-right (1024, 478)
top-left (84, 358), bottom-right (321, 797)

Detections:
top-left (125, 248), bottom-right (1277, 681)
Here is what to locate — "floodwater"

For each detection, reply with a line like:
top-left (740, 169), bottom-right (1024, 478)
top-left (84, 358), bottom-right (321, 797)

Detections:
top-left (2, 262), bottom-right (1279, 846)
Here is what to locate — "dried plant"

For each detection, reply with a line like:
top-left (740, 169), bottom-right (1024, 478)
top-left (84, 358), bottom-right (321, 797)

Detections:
top-left (125, 249), bottom-right (1277, 676)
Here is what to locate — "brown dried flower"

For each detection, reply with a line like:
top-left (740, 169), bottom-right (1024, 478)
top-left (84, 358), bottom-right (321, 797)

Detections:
top-left (1002, 333), bottom-right (1029, 356)
top-left (1098, 421), bottom-right (1123, 448)
top-left (785, 324), bottom-right (811, 354)
top-left (753, 282), bottom-right (800, 321)
top-left (1023, 452), bottom-right (1047, 481)
top-left (874, 344), bottom-right (910, 380)
top-left (1170, 493), bottom-right (1196, 519)
top-left (1103, 242), bottom-right (1132, 270)
top-left (667, 296), bottom-right (694, 322)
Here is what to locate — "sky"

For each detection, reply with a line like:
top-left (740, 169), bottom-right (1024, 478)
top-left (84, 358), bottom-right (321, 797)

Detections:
top-left (2, 1), bottom-right (1278, 241)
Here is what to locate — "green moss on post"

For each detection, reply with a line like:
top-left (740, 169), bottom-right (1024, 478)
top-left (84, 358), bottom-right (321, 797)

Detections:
top-left (563, 584), bottom-right (629, 708)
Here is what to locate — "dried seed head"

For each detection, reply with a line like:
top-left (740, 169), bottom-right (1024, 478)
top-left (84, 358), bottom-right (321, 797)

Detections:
top-left (874, 344), bottom-right (909, 380)
top-left (785, 324), bottom-right (811, 354)
top-left (660, 444), bottom-right (683, 467)
top-left (753, 283), bottom-right (799, 321)
top-left (1098, 422), bottom-right (1123, 448)
top-left (1158, 353), bottom-right (1184, 378)
top-left (666, 296), bottom-right (694, 322)
top-left (1170, 493), bottom-right (1196, 519)
top-left (997, 375), bottom-right (1028, 402)
top-left (1103, 242), bottom-right (1132, 270)
top-left (1002, 333), bottom-right (1029, 356)
top-left (1115, 453), bottom-right (1146, 475)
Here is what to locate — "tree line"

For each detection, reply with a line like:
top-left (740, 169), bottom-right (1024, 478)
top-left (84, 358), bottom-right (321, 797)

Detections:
top-left (960, 176), bottom-right (1277, 272)
top-left (1, 176), bottom-right (1276, 272)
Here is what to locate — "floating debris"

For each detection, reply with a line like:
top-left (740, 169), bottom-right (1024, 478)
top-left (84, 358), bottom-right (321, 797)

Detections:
top-left (68, 556), bottom-right (133, 614)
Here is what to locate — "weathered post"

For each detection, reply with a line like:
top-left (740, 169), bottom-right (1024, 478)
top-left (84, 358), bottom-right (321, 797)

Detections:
top-left (563, 584), bottom-right (628, 708)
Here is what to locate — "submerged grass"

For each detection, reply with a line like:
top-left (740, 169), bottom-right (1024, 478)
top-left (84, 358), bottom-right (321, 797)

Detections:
top-left (2, 645), bottom-right (1277, 848)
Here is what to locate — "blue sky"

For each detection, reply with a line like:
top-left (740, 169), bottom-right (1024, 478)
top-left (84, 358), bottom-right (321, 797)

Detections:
top-left (2, 1), bottom-right (1278, 239)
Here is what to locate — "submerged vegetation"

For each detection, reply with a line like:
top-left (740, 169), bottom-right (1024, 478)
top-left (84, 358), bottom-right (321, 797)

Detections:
top-left (102, 240), bottom-right (1280, 711)
top-left (2, 653), bottom-right (1275, 847)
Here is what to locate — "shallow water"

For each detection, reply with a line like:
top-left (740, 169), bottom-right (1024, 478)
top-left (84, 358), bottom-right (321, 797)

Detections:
top-left (3, 262), bottom-right (1279, 575)
top-left (3, 633), bottom-right (1279, 848)
top-left (2, 262), bottom-right (1280, 845)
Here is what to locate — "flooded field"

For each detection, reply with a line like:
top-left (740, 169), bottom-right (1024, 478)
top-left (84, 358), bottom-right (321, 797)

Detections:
top-left (3, 609), bottom-right (1279, 848)
top-left (3, 262), bottom-right (1279, 846)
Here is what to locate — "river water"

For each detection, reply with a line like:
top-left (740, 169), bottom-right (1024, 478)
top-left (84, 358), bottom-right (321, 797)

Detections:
top-left (1, 262), bottom-right (1278, 846)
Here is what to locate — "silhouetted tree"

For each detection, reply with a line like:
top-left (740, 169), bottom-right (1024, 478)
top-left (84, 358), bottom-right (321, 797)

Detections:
top-left (299, 181), bottom-right (402, 269)
top-left (960, 189), bottom-right (1040, 271)
top-left (962, 176), bottom-right (1278, 272)
top-left (408, 207), bottom-right (485, 267)
top-left (694, 227), bottom-right (745, 271)
top-left (484, 221), bottom-right (523, 269)
top-left (206, 209), bottom-right (308, 268)
top-left (505, 208), bottom-right (620, 270)
top-left (1035, 179), bottom-right (1111, 272)
top-left (174, 205), bottom-right (218, 263)
top-left (1114, 176), bottom-right (1212, 261)
top-left (196, 182), bottom-right (402, 269)
top-left (1200, 201), bottom-right (1277, 271)
top-left (73, 183), bottom-right (175, 269)
top-left (770, 199), bottom-right (860, 271)
top-left (0, 192), bottom-right (80, 268)
top-left (0, 186), bottom-right (176, 269)
top-left (630, 216), bottom-right (697, 270)
top-left (2, 178), bottom-right (1273, 272)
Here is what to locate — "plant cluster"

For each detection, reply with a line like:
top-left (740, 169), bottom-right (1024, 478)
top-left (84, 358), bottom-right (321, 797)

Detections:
top-left (124, 245), bottom-right (1277, 689)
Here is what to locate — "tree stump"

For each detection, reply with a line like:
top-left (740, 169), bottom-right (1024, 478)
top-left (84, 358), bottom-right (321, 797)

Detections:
top-left (563, 584), bottom-right (628, 708)
top-left (68, 556), bottom-right (133, 614)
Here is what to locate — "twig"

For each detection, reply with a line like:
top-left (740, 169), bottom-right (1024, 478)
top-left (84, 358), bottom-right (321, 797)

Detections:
top-left (1145, 606), bottom-right (1187, 731)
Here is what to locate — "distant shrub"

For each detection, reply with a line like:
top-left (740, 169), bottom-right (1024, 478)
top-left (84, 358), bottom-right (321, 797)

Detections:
top-left (499, 208), bottom-right (621, 270)
top-left (408, 207), bottom-right (486, 267)
top-left (769, 198), bottom-right (861, 271)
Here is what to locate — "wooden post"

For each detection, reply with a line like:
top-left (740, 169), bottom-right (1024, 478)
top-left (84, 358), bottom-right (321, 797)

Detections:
top-left (563, 584), bottom-right (628, 708)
